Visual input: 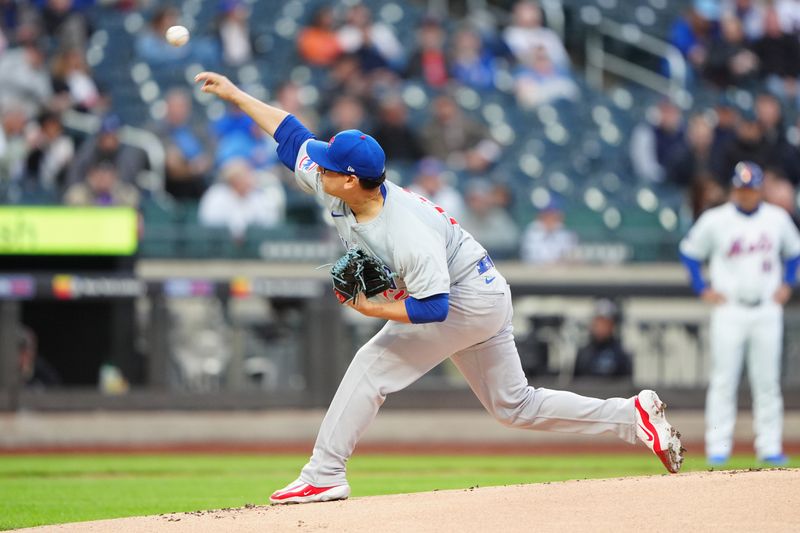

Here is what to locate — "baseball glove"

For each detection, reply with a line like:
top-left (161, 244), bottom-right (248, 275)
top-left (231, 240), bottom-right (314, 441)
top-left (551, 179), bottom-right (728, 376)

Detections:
top-left (330, 248), bottom-right (395, 303)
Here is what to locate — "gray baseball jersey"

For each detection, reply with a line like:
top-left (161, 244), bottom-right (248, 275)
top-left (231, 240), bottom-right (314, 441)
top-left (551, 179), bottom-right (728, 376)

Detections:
top-left (292, 139), bottom-right (640, 487)
top-left (296, 140), bottom-right (488, 298)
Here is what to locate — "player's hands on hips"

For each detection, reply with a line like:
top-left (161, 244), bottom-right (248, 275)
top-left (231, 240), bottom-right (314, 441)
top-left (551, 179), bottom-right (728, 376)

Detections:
top-left (194, 72), bottom-right (241, 103)
top-left (773, 283), bottom-right (792, 305)
top-left (700, 288), bottom-right (726, 305)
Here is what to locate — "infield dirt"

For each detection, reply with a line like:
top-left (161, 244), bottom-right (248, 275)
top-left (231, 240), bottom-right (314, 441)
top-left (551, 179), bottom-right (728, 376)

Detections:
top-left (19, 468), bottom-right (799, 532)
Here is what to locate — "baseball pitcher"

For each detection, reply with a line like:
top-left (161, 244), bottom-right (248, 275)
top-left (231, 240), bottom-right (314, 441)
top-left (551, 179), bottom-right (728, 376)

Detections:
top-left (195, 71), bottom-right (685, 504)
top-left (680, 161), bottom-right (800, 466)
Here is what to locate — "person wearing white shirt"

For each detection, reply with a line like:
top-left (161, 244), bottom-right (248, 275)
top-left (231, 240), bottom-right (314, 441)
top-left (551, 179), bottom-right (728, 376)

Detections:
top-left (336, 4), bottom-right (404, 71)
top-left (0, 42), bottom-right (52, 117)
top-left (406, 158), bottom-right (466, 224)
top-left (520, 200), bottom-right (578, 264)
top-left (776, 0), bottom-right (800, 34)
top-left (199, 158), bottom-right (286, 239)
top-left (217, 0), bottom-right (252, 67)
top-left (503, 0), bottom-right (570, 69)
top-left (520, 200), bottom-right (578, 265)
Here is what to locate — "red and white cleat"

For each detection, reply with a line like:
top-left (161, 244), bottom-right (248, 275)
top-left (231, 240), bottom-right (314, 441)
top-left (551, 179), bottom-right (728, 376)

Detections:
top-left (634, 390), bottom-right (686, 474)
top-left (269, 478), bottom-right (351, 505)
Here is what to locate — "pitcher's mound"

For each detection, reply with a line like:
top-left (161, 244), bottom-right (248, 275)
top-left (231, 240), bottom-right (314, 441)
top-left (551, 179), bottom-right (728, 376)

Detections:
top-left (22, 469), bottom-right (800, 532)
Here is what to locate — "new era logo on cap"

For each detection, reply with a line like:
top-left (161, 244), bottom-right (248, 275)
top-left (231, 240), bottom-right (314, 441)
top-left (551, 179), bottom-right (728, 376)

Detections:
top-left (740, 167), bottom-right (752, 183)
top-left (732, 161), bottom-right (764, 189)
top-left (306, 130), bottom-right (386, 181)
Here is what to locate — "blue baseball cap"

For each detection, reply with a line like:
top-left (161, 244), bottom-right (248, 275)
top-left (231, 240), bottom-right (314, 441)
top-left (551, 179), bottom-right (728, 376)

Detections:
top-left (537, 195), bottom-right (563, 213)
top-left (306, 130), bottom-right (386, 180)
top-left (731, 161), bottom-right (764, 189)
top-left (99, 114), bottom-right (122, 134)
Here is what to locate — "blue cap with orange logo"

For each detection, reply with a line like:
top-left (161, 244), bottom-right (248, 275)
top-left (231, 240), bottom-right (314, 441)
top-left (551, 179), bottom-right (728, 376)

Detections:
top-left (731, 161), bottom-right (763, 189)
top-left (306, 130), bottom-right (386, 180)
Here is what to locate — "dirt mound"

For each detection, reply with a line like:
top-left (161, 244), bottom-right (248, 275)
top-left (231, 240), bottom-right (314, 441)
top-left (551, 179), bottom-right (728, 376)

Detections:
top-left (20, 469), bottom-right (799, 532)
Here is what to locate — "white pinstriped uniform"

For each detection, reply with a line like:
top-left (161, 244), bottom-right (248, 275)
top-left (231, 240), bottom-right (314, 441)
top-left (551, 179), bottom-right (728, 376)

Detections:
top-left (680, 202), bottom-right (800, 459)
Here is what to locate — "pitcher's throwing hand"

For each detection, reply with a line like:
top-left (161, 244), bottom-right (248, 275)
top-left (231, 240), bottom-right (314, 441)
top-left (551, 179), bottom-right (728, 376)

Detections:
top-left (194, 72), bottom-right (241, 103)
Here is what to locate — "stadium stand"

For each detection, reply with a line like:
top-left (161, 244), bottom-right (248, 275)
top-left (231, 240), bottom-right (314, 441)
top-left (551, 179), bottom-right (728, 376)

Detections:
top-left (1, 0), bottom-right (799, 262)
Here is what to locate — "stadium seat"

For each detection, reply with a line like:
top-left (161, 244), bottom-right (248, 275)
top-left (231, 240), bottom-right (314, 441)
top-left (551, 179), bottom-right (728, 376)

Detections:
top-left (64, 0), bottom-right (714, 261)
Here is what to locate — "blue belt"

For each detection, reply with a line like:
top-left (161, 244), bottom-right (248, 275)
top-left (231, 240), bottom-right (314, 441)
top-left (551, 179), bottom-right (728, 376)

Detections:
top-left (477, 255), bottom-right (495, 275)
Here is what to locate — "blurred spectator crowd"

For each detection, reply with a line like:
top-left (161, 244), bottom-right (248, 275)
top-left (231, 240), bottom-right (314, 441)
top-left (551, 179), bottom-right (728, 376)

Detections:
top-left (0, 0), bottom-right (799, 262)
top-left (648, 0), bottom-right (800, 223)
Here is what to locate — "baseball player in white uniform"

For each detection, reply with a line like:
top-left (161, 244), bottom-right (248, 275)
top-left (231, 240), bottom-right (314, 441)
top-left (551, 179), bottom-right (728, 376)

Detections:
top-left (194, 71), bottom-right (685, 504)
top-left (680, 161), bottom-right (800, 466)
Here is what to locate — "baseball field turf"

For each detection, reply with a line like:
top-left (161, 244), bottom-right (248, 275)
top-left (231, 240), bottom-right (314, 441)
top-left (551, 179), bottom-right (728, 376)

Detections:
top-left (1, 453), bottom-right (796, 530)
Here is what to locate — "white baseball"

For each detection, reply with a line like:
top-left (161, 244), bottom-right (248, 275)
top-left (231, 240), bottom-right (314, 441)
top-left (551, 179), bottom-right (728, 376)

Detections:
top-left (165, 25), bottom-right (190, 47)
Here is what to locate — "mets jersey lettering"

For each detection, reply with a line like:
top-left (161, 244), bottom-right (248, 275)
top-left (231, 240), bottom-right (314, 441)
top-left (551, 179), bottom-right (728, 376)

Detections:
top-left (726, 234), bottom-right (773, 257)
top-left (680, 202), bottom-right (800, 303)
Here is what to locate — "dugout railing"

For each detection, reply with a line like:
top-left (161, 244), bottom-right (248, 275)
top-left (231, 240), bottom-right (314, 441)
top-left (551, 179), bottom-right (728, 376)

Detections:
top-left (2, 262), bottom-right (800, 412)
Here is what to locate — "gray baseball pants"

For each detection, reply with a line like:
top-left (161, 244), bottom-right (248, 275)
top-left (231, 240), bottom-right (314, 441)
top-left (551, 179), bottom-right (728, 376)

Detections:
top-left (300, 272), bottom-right (637, 486)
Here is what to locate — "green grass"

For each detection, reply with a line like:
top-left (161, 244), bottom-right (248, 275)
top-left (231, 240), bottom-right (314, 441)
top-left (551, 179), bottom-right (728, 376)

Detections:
top-left (0, 453), bottom-right (796, 530)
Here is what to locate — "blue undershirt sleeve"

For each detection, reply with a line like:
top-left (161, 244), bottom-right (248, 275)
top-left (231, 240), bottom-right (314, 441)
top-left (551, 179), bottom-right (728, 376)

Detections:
top-left (679, 251), bottom-right (708, 295)
top-left (273, 114), bottom-right (315, 171)
top-left (404, 293), bottom-right (450, 324)
top-left (784, 255), bottom-right (800, 286)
